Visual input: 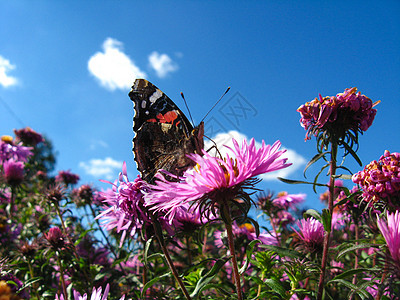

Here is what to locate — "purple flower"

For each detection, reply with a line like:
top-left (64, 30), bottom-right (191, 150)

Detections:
top-left (2, 158), bottom-right (25, 186)
top-left (14, 126), bottom-right (44, 146)
top-left (145, 138), bottom-right (291, 223)
top-left (272, 192), bottom-right (306, 210)
top-left (56, 283), bottom-right (125, 300)
top-left (297, 87), bottom-right (378, 141)
top-left (171, 204), bottom-right (210, 234)
top-left (0, 273), bottom-right (29, 299)
top-left (214, 222), bottom-right (277, 248)
top-left (0, 138), bottom-right (33, 163)
top-left (97, 162), bottom-right (148, 247)
top-left (377, 210), bottom-right (400, 264)
top-left (353, 150), bottom-right (400, 208)
top-left (55, 170), bottom-right (80, 185)
top-left (293, 218), bottom-right (325, 253)
top-left (44, 227), bottom-right (66, 250)
top-left (271, 210), bottom-right (295, 228)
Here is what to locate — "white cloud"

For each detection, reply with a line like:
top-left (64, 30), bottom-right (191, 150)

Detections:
top-left (79, 157), bottom-right (123, 180)
top-left (88, 38), bottom-right (147, 91)
top-left (204, 130), bottom-right (306, 181)
top-left (0, 55), bottom-right (18, 88)
top-left (148, 51), bottom-right (178, 78)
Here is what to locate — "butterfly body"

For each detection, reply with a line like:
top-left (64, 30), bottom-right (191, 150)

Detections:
top-left (129, 79), bottom-right (204, 183)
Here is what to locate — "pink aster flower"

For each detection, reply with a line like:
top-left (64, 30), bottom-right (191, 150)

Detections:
top-left (145, 138), bottom-right (291, 224)
top-left (297, 87), bottom-right (378, 144)
top-left (271, 210), bottom-right (295, 228)
top-left (293, 218), bottom-right (325, 253)
top-left (377, 210), bottom-right (400, 264)
top-left (353, 150), bottom-right (400, 208)
top-left (214, 222), bottom-right (277, 248)
top-left (96, 162), bottom-right (149, 247)
top-left (2, 158), bottom-right (25, 186)
top-left (272, 191), bottom-right (306, 210)
top-left (44, 227), bottom-right (66, 250)
top-left (0, 137), bottom-right (33, 163)
top-left (56, 283), bottom-right (125, 300)
top-left (171, 204), bottom-right (211, 234)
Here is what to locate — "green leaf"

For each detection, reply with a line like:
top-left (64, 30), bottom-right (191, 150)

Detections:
top-left (313, 163), bottom-right (329, 193)
top-left (239, 239), bottom-right (261, 274)
top-left (304, 152), bottom-right (329, 176)
top-left (264, 278), bottom-right (286, 298)
top-left (329, 267), bottom-right (379, 282)
top-left (141, 272), bottom-right (171, 298)
top-left (329, 278), bottom-right (358, 290)
top-left (334, 173), bottom-right (353, 180)
top-left (337, 243), bottom-right (379, 259)
top-left (197, 284), bottom-right (232, 297)
top-left (260, 245), bottom-right (302, 259)
top-left (277, 177), bottom-right (328, 188)
top-left (146, 253), bottom-right (165, 262)
top-left (244, 216), bottom-right (260, 237)
top-left (189, 256), bottom-right (230, 298)
top-left (144, 236), bottom-right (154, 265)
top-left (342, 142), bottom-right (363, 166)
top-left (321, 209), bottom-right (332, 233)
top-left (277, 178), bottom-right (311, 185)
top-left (304, 209), bottom-right (322, 223)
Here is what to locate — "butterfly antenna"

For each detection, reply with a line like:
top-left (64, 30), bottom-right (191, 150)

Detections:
top-left (200, 86), bottom-right (230, 123)
top-left (180, 92), bottom-right (195, 126)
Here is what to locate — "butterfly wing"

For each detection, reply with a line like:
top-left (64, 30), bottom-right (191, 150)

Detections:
top-left (129, 79), bottom-right (204, 183)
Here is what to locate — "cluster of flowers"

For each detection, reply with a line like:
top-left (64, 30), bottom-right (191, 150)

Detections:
top-left (352, 150), bottom-right (400, 207)
top-left (1, 84), bottom-right (400, 299)
top-left (0, 133), bottom-right (33, 186)
top-left (97, 138), bottom-right (291, 245)
top-left (297, 87), bottom-right (378, 141)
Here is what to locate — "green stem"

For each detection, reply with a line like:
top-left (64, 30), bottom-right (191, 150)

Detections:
top-left (8, 186), bottom-right (15, 221)
top-left (152, 218), bottom-right (192, 300)
top-left (55, 203), bottom-right (68, 238)
top-left (256, 271), bottom-right (265, 299)
top-left (317, 143), bottom-right (337, 300)
top-left (223, 202), bottom-right (243, 300)
top-left (57, 254), bottom-right (68, 298)
top-left (351, 219), bottom-right (359, 298)
top-left (269, 214), bottom-right (281, 247)
top-left (89, 204), bottom-right (118, 258)
top-left (186, 236), bottom-right (192, 266)
top-left (27, 259), bottom-right (40, 299)
top-left (88, 204), bottom-right (129, 276)
top-left (55, 202), bottom-right (92, 288)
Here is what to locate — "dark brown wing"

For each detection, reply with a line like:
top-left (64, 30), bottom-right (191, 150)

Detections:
top-left (129, 79), bottom-right (204, 183)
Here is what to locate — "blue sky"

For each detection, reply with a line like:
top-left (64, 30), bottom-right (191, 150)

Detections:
top-left (1, 1), bottom-right (399, 212)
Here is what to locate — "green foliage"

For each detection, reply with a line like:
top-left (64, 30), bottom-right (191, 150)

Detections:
top-left (0, 121), bottom-right (396, 300)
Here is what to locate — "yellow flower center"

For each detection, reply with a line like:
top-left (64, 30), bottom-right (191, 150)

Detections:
top-left (239, 223), bottom-right (255, 232)
top-left (1, 136), bottom-right (13, 143)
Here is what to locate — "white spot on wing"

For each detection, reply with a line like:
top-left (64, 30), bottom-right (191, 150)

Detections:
top-left (149, 89), bottom-right (163, 104)
top-left (141, 100), bottom-right (147, 109)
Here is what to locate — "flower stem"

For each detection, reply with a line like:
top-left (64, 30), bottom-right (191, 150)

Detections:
top-left (222, 202), bottom-right (243, 300)
top-left (316, 143), bottom-right (337, 300)
top-left (57, 254), bottom-right (68, 298)
top-left (7, 186), bottom-right (15, 221)
top-left (54, 202), bottom-right (92, 286)
top-left (151, 218), bottom-right (192, 300)
top-left (351, 219), bottom-right (359, 299)
top-left (27, 259), bottom-right (40, 299)
top-left (89, 204), bottom-right (117, 258)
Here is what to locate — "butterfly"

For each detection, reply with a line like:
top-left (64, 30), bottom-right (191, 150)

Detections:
top-left (129, 79), bottom-right (204, 183)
